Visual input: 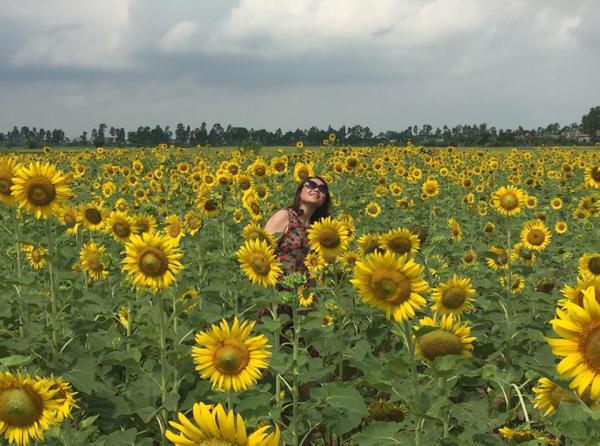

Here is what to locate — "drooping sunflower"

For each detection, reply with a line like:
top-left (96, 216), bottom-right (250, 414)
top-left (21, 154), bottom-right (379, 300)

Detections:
top-left (192, 318), bottom-right (272, 392)
top-left (0, 157), bottom-right (19, 207)
top-left (79, 241), bottom-right (109, 282)
top-left (532, 377), bottom-right (581, 417)
top-left (357, 233), bottom-right (385, 256)
top-left (166, 402), bottom-right (280, 446)
top-left (117, 306), bottom-right (130, 329)
top-left (47, 376), bottom-right (78, 422)
top-left (415, 314), bottom-right (476, 362)
top-left (511, 242), bottom-right (537, 266)
top-left (520, 220), bottom-right (552, 251)
top-left (579, 252), bottom-right (600, 279)
top-left (0, 371), bottom-right (63, 446)
top-left (122, 232), bottom-right (184, 292)
top-left (431, 275), bottom-right (476, 317)
top-left (491, 185), bottom-right (527, 217)
top-left (381, 228), bottom-right (420, 257)
top-left (105, 211), bottom-right (135, 242)
top-left (497, 426), bottom-right (556, 445)
top-left (11, 161), bottom-right (71, 219)
top-left (546, 286), bottom-right (600, 400)
top-left (351, 251), bottom-right (429, 323)
top-left (500, 272), bottom-right (526, 294)
top-left (58, 206), bottom-right (80, 235)
top-left (236, 239), bottom-right (282, 287)
top-left (448, 218), bottom-right (462, 241)
top-left (307, 217), bottom-right (349, 259)
top-left (486, 246), bottom-right (510, 271)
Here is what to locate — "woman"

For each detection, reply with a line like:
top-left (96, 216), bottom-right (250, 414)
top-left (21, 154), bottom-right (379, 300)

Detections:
top-left (264, 176), bottom-right (331, 280)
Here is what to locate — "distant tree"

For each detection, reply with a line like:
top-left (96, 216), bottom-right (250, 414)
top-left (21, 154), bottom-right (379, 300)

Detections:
top-left (582, 106), bottom-right (600, 140)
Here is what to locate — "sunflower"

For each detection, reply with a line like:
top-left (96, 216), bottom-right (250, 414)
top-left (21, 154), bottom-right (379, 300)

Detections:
top-left (293, 162), bottom-right (314, 183)
top-left (421, 177), bottom-right (440, 198)
top-left (381, 228), bottom-right (420, 257)
top-left (448, 218), bottom-right (462, 241)
top-left (164, 214), bottom-right (185, 244)
top-left (192, 318), bottom-right (271, 392)
top-left (0, 157), bottom-right (19, 207)
top-left (462, 249), bottom-right (477, 265)
top-left (365, 201), bottom-right (382, 218)
top-left (500, 272), bottom-right (526, 294)
top-left (357, 233), bottom-right (385, 256)
top-left (122, 232), bottom-right (183, 292)
top-left (47, 376), bottom-right (77, 422)
top-left (11, 161), bottom-right (71, 219)
top-left (184, 210), bottom-right (203, 236)
top-left (351, 251), bottom-right (429, 323)
top-left (555, 221), bottom-right (568, 234)
top-left (486, 246), bottom-right (510, 271)
top-left (550, 197), bottom-right (563, 210)
top-left (431, 275), bottom-right (476, 317)
top-left (79, 202), bottom-right (106, 231)
top-left (166, 402), bottom-right (280, 446)
top-left (236, 239), bottom-right (282, 287)
top-left (511, 242), bottom-right (537, 266)
top-left (134, 213), bottom-right (157, 235)
top-left (559, 273), bottom-right (600, 307)
top-left (105, 211), bottom-right (134, 242)
top-left (242, 223), bottom-right (275, 247)
top-left (532, 377), bottom-right (581, 416)
top-left (0, 371), bottom-right (64, 446)
top-left (584, 165), bottom-right (600, 189)
top-left (307, 217), bottom-right (349, 259)
top-left (79, 241), bottom-right (109, 282)
top-left (579, 252), bottom-right (600, 278)
top-left (197, 191), bottom-right (222, 218)
top-left (26, 246), bottom-right (47, 270)
top-left (415, 314), bottom-right (475, 362)
top-left (491, 185), bottom-right (527, 216)
top-left (497, 426), bottom-right (556, 445)
top-left (117, 306), bottom-right (130, 329)
top-left (520, 220), bottom-right (552, 251)
top-left (304, 251), bottom-right (326, 278)
top-left (58, 206), bottom-right (80, 235)
top-left (298, 286), bottom-right (315, 307)
top-left (546, 286), bottom-right (600, 400)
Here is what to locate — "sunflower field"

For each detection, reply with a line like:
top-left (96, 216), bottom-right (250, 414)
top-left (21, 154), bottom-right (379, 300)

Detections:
top-left (1, 143), bottom-right (600, 446)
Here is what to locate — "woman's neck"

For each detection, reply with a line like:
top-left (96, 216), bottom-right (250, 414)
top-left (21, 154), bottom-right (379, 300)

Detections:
top-left (297, 202), bottom-right (317, 225)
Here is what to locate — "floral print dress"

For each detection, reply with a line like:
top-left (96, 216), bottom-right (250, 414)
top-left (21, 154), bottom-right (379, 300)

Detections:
top-left (275, 208), bottom-right (310, 277)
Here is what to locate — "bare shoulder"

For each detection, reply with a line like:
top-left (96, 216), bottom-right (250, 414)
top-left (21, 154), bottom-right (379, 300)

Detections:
top-left (264, 209), bottom-right (290, 234)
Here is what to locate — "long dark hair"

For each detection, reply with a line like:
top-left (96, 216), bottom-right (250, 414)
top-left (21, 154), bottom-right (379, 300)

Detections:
top-left (290, 176), bottom-right (331, 224)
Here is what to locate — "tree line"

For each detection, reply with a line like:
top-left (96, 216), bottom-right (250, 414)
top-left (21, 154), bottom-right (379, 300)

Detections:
top-left (1, 107), bottom-right (599, 149)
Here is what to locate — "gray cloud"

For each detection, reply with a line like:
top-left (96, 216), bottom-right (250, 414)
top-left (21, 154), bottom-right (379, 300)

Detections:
top-left (0, 0), bottom-right (599, 137)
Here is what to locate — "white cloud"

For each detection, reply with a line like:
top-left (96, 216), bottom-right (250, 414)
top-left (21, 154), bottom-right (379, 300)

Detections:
top-left (3, 0), bottom-right (131, 68)
top-left (159, 20), bottom-right (200, 52)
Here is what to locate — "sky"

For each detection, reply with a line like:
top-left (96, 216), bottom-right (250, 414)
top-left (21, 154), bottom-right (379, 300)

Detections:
top-left (0, 0), bottom-right (599, 138)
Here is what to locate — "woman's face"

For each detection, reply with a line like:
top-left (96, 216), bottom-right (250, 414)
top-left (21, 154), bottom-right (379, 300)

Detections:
top-left (300, 178), bottom-right (327, 206)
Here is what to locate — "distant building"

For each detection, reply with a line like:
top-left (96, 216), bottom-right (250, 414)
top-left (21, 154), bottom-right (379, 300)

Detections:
top-left (560, 129), bottom-right (594, 143)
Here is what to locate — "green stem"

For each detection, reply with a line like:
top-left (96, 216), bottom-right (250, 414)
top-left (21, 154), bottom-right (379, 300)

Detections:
top-left (273, 305), bottom-right (282, 411)
top-left (402, 321), bottom-right (423, 446)
top-left (171, 288), bottom-right (178, 337)
top-left (155, 292), bottom-right (168, 444)
top-left (292, 291), bottom-right (300, 446)
top-left (46, 219), bottom-right (59, 368)
top-left (13, 208), bottom-right (24, 336)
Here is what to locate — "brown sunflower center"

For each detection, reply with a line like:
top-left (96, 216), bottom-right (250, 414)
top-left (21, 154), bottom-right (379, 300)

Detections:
top-left (113, 222), bottom-right (131, 238)
top-left (251, 255), bottom-right (271, 275)
top-left (442, 286), bottom-right (466, 309)
top-left (64, 213), bottom-right (76, 227)
top-left (526, 229), bottom-right (546, 246)
top-left (500, 192), bottom-right (518, 210)
top-left (138, 247), bottom-right (169, 277)
top-left (0, 387), bottom-right (43, 427)
top-left (387, 236), bottom-right (411, 255)
top-left (297, 168), bottom-right (308, 180)
top-left (30, 249), bottom-right (44, 263)
top-left (588, 256), bottom-right (600, 275)
top-left (418, 330), bottom-right (463, 361)
top-left (137, 221), bottom-right (150, 233)
top-left (166, 224), bottom-right (181, 238)
top-left (254, 167), bottom-right (266, 176)
top-left (363, 239), bottom-right (381, 255)
top-left (85, 252), bottom-right (102, 271)
top-left (319, 228), bottom-right (341, 249)
top-left (214, 342), bottom-right (250, 375)
top-left (250, 203), bottom-right (261, 215)
top-left (591, 167), bottom-right (600, 182)
top-left (27, 176), bottom-right (56, 206)
top-left (582, 326), bottom-right (600, 371)
top-left (373, 273), bottom-right (411, 304)
top-left (0, 172), bottom-right (13, 196)
top-left (204, 200), bottom-right (218, 212)
top-left (85, 208), bottom-right (102, 225)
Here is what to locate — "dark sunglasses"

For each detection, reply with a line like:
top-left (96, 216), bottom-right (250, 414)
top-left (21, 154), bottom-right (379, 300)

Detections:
top-left (304, 179), bottom-right (328, 194)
